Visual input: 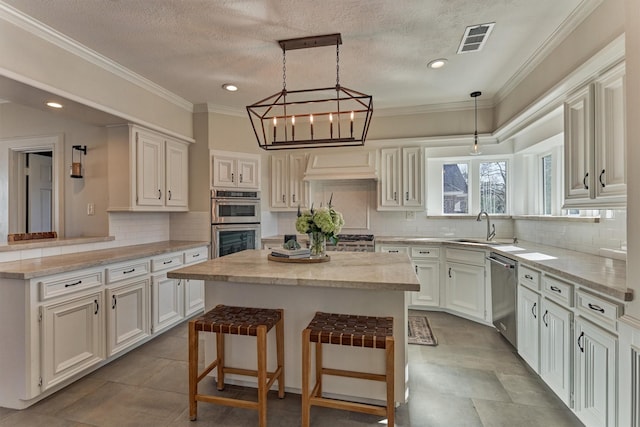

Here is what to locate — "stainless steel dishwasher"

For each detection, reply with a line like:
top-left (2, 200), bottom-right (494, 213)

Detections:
top-left (488, 252), bottom-right (518, 347)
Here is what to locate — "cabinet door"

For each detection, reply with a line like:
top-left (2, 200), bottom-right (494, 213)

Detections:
top-left (151, 274), bottom-right (184, 334)
top-left (411, 260), bottom-right (440, 307)
top-left (165, 140), bottom-right (189, 208)
top-left (106, 279), bottom-right (150, 357)
top-left (136, 131), bottom-right (165, 206)
top-left (184, 279), bottom-right (204, 317)
top-left (517, 285), bottom-right (540, 372)
top-left (402, 147), bottom-right (423, 207)
top-left (41, 292), bottom-right (104, 390)
top-left (237, 158), bottom-right (259, 188)
top-left (289, 153), bottom-right (309, 208)
top-left (574, 318), bottom-right (617, 427)
top-left (445, 261), bottom-right (485, 320)
top-left (594, 62), bottom-right (626, 203)
top-left (564, 85), bottom-right (594, 204)
top-left (540, 298), bottom-right (572, 406)
top-left (270, 154), bottom-right (288, 209)
top-left (380, 148), bottom-right (401, 207)
top-left (212, 156), bottom-right (237, 188)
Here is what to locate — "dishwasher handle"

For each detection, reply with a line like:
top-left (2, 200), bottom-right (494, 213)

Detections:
top-left (487, 256), bottom-right (516, 269)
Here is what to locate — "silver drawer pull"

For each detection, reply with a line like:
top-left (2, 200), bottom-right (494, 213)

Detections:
top-left (550, 285), bottom-right (562, 294)
top-left (163, 260), bottom-right (173, 265)
top-left (524, 274), bottom-right (534, 280)
top-left (64, 280), bottom-right (82, 288)
top-left (123, 268), bottom-right (135, 274)
top-left (588, 303), bottom-right (605, 313)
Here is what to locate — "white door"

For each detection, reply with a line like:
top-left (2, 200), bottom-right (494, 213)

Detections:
top-left (564, 85), bottom-right (594, 204)
top-left (289, 153), bottom-right (308, 208)
top-left (270, 154), bottom-right (288, 209)
top-left (402, 147), bottom-right (423, 207)
top-left (574, 318), bottom-right (617, 427)
top-left (517, 285), bottom-right (540, 372)
top-left (411, 260), bottom-right (440, 307)
top-left (136, 131), bottom-right (164, 206)
top-left (164, 140), bottom-right (189, 208)
top-left (540, 298), bottom-right (572, 406)
top-left (107, 279), bottom-right (150, 357)
top-left (445, 261), bottom-right (485, 320)
top-left (237, 158), bottom-right (259, 188)
top-left (27, 152), bottom-right (53, 232)
top-left (211, 156), bottom-right (236, 188)
top-left (184, 279), bottom-right (204, 317)
top-left (41, 292), bottom-right (104, 390)
top-left (380, 148), bottom-right (401, 207)
top-left (151, 273), bottom-right (184, 334)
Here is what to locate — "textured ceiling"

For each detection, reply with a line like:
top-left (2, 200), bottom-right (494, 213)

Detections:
top-left (3, 0), bottom-right (588, 113)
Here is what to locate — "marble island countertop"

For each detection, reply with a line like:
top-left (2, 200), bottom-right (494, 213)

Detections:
top-left (168, 249), bottom-right (420, 291)
top-left (0, 240), bottom-right (209, 280)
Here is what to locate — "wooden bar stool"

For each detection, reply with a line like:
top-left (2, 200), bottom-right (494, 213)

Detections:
top-left (301, 311), bottom-right (395, 427)
top-left (188, 304), bottom-right (285, 427)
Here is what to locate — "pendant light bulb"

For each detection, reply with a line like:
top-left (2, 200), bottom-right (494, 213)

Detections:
top-left (470, 91), bottom-right (482, 156)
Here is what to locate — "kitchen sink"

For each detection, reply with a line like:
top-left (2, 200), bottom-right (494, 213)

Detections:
top-left (450, 238), bottom-right (512, 245)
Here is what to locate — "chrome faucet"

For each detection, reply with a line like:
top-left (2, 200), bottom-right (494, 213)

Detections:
top-left (476, 211), bottom-right (496, 241)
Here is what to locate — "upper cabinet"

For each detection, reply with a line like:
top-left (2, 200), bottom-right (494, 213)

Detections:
top-left (378, 146), bottom-right (424, 210)
top-left (211, 150), bottom-right (261, 190)
top-left (270, 153), bottom-right (309, 211)
top-left (564, 61), bottom-right (626, 209)
top-left (108, 125), bottom-right (190, 212)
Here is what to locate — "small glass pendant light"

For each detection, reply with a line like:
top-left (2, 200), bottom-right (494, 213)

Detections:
top-left (470, 91), bottom-right (482, 155)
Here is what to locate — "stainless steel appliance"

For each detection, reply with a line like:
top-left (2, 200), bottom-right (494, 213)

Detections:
top-left (211, 190), bottom-right (261, 258)
top-left (488, 252), bottom-right (518, 347)
top-left (327, 234), bottom-right (375, 252)
top-left (211, 190), bottom-right (261, 224)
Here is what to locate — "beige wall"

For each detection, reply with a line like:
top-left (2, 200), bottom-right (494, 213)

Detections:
top-left (0, 102), bottom-right (109, 238)
top-left (0, 16), bottom-right (193, 139)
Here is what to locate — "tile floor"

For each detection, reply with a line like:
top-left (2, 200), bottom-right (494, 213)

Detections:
top-left (0, 311), bottom-right (584, 426)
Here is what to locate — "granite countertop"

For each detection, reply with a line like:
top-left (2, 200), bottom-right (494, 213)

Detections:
top-left (0, 236), bottom-right (116, 252)
top-left (168, 249), bottom-right (420, 292)
top-left (374, 236), bottom-right (630, 302)
top-left (0, 240), bottom-right (209, 280)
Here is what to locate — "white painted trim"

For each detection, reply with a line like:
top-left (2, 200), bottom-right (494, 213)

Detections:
top-left (495, 0), bottom-right (605, 104)
top-left (0, 1), bottom-right (193, 113)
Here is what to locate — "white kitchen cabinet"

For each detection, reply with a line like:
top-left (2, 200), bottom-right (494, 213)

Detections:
top-left (106, 278), bottom-right (150, 357)
top-left (574, 317), bottom-right (618, 427)
top-left (445, 261), bottom-right (485, 320)
top-left (41, 291), bottom-right (105, 391)
top-left (517, 284), bottom-right (540, 372)
top-left (184, 279), bottom-right (204, 317)
top-left (378, 147), bottom-right (424, 210)
top-left (270, 153), bottom-right (309, 210)
top-left (409, 246), bottom-right (440, 307)
top-left (211, 150), bottom-right (260, 190)
top-left (376, 245), bottom-right (409, 255)
top-left (107, 124), bottom-right (191, 211)
top-left (151, 273), bottom-right (184, 334)
top-left (563, 61), bottom-right (626, 208)
top-left (540, 298), bottom-right (573, 407)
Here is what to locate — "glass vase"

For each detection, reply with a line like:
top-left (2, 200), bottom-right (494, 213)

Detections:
top-left (308, 231), bottom-right (326, 258)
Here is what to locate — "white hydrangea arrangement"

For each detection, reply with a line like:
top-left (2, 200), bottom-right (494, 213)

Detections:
top-left (295, 202), bottom-right (344, 245)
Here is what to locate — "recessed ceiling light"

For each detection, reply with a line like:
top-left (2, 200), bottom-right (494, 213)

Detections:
top-left (222, 83), bottom-right (238, 92)
top-left (46, 101), bottom-right (63, 109)
top-left (427, 59), bottom-right (447, 69)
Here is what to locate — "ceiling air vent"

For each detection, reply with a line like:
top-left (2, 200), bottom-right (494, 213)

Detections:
top-left (457, 22), bottom-right (495, 54)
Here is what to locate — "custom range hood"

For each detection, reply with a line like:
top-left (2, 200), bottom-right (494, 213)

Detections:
top-left (303, 151), bottom-right (378, 181)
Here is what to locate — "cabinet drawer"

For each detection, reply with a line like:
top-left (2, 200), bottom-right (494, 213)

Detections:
top-left (410, 247), bottom-right (440, 259)
top-left (151, 253), bottom-right (183, 272)
top-left (106, 261), bottom-right (149, 284)
top-left (39, 269), bottom-right (104, 301)
top-left (542, 276), bottom-right (574, 307)
top-left (445, 248), bottom-right (485, 266)
top-left (576, 290), bottom-right (622, 329)
top-left (378, 245), bottom-right (408, 254)
top-left (184, 247), bottom-right (208, 265)
top-left (519, 265), bottom-right (541, 291)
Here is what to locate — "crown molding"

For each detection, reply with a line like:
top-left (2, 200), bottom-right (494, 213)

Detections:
top-left (194, 102), bottom-right (246, 116)
top-left (495, 0), bottom-right (604, 103)
top-left (0, 1), bottom-right (193, 113)
top-left (375, 99), bottom-right (495, 117)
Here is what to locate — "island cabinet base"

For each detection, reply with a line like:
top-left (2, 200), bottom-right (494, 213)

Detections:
top-left (202, 280), bottom-right (410, 405)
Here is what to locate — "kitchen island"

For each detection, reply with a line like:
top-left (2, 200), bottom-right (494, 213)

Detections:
top-left (168, 249), bottom-right (420, 405)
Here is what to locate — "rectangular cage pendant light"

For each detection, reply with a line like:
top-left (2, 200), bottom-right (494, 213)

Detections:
top-left (246, 34), bottom-right (373, 150)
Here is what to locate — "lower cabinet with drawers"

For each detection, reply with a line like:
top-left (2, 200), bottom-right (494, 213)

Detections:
top-left (516, 262), bottom-right (623, 427)
top-left (0, 244), bottom-right (208, 409)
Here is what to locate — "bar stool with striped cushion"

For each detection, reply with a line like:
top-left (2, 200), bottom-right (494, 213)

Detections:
top-left (188, 304), bottom-right (285, 427)
top-left (301, 311), bottom-right (395, 427)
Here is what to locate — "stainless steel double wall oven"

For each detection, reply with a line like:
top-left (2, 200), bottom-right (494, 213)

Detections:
top-left (211, 190), bottom-right (261, 258)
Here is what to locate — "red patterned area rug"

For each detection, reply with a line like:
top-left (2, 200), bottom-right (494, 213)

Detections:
top-left (408, 314), bottom-right (438, 346)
